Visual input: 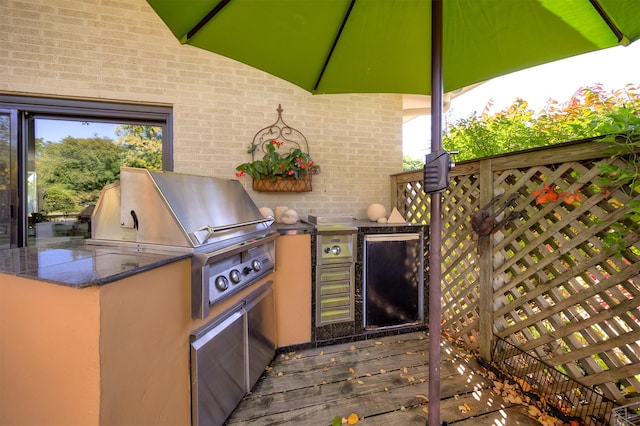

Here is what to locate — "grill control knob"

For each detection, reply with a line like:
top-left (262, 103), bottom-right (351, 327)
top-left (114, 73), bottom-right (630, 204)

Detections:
top-left (251, 259), bottom-right (262, 271)
top-left (331, 245), bottom-right (342, 255)
top-left (323, 247), bottom-right (331, 254)
top-left (242, 266), bottom-right (252, 275)
top-left (214, 276), bottom-right (229, 291)
top-left (229, 269), bottom-right (241, 284)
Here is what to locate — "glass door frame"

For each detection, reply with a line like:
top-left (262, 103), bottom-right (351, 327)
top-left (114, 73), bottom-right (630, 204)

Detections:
top-left (0, 108), bottom-right (20, 248)
top-left (0, 95), bottom-right (173, 248)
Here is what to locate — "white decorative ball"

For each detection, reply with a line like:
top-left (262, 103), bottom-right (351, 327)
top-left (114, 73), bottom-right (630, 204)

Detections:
top-left (377, 217), bottom-right (388, 224)
top-left (367, 203), bottom-right (387, 221)
top-left (281, 209), bottom-right (299, 224)
top-left (259, 207), bottom-right (274, 219)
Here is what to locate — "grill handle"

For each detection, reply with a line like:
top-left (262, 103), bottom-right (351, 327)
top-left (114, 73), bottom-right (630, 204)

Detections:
top-left (192, 217), bottom-right (274, 245)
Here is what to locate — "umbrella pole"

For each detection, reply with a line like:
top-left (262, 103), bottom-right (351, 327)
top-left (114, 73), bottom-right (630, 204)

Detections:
top-left (428, 0), bottom-right (443, 424)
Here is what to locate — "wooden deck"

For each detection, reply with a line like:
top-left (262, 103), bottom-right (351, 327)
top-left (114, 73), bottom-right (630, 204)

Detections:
top-left (226, 331), bottom-right (540, 425)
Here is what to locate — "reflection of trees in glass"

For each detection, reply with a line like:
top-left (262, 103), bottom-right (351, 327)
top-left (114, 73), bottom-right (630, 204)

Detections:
top-left (36, 125), bottom-right (162, 214)
top-left (0, 114), bottom-right (9, 192)
top-left (117, 125), bottom-right (162, 170)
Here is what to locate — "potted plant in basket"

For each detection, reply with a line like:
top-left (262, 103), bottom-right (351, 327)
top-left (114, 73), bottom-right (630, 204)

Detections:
top-left (235, 140), bottom-right (320, 192)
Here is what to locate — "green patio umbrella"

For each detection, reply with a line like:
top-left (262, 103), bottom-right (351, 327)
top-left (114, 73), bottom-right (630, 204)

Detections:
top-left (145, 0), bottom-right (640, 423)
top-left (146, 0), bottom-right (640, 96)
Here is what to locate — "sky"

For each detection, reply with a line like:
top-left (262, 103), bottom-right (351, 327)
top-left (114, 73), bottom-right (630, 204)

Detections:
top-left (403, 41), bottom-right (640, 158)
top-left (35, 119), bottom-right (119, 142)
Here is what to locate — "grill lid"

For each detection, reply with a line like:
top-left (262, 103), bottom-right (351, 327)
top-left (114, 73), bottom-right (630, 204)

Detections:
top-left (91, 167), bottom-right (273, 250)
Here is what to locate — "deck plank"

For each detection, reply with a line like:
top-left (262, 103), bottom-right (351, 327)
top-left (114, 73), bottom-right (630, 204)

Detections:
top-left (226, 331), bottom-right (541, 426)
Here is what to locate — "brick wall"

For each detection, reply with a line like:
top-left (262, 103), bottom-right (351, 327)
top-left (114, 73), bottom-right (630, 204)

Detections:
top-left (0, 0), bottom-right (403, 219)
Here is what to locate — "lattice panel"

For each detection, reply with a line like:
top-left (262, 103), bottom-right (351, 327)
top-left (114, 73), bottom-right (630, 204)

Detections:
top-left (393, 143), bottom-right (640, 405)
top-left (397, 179), bottom-right (429, 224)
top-left (440, 174), bottom-right (482, 344)
top-left (492, 158), bottom-right (640, 402)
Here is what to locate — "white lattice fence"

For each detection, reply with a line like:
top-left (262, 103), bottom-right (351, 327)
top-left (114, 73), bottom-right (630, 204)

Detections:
top-left (391, 140), bottom-right (640, 404)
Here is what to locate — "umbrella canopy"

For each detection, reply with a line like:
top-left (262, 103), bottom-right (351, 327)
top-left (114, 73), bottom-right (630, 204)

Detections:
top-left (146, 0), bottom-right (640, 96)
top-left (146, 1), bottom-right (640, 423)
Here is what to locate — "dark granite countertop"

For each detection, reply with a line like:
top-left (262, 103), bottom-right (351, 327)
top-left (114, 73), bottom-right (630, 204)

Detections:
top-left (273, 219), bottom-right (426, 233)
top-left (0, 240), bottom-right (190, 288)
top-left (273, 222), bottom-right (315, 235)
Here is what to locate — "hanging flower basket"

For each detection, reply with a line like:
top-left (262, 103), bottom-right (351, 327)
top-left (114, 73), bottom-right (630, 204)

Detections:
top-left (235, 105), bottom-right (319, 193)
top-left (253, 173), bottom-right (312, 192)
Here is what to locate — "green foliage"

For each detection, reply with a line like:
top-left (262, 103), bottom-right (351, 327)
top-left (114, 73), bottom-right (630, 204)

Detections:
top-left (37, 136), bottom-right (123, 212)
top-left (41, 184), bottom-right (77, 215)
top-left (235, 140), bottom-right (319, 180)
top-left (444, 84), bottom-right (640, 161)
top-left (403, 156), bottom-right (424, 171)
top-left (36, 125), bottom-right (163, 214)
top-left (116, 124), bottom-right (163, 170)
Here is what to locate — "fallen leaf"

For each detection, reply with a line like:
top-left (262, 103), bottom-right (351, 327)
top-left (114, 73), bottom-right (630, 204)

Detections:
top-left (537, 414), bottom-right (558, 426)
top-left (277, 372), bottom-right (283, 376)
top-left (407, 376), bottom-right (415, 383)
top-left (406, 351), bottom-right (414, 355)
top-left (348, 367), bottom-right (355, 375)
top-left (374, 341), bottom-right (383, 346)
top-left (323, 367), bottom-right (329, 372)
top-left (379, 369), bottom-right (386, 374)
top-left (350, 345), bottom-right (357, 351)
top-left (422, 407), bottom-right (428, 414)
top-left (527, 405), bottom-right (542, 417)
top-left (357, 380), bottom-right (364, 385)
top-left (402, 367), bottom-right (409, 373)
top-left (457, 403), bottom-right (471, 414)
top-left (347, 412), bottom-right (359, 425)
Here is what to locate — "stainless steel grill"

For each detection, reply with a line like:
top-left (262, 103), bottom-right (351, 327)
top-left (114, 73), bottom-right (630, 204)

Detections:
top-left (90, 167), bottom-right (279, 426)
top-left (90, 167), bottom-right (277, 319)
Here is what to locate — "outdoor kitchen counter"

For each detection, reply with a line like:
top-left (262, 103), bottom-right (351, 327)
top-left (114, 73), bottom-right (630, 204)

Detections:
top-left (0, 240), bottom-right (190, 288)
top-left (353, 219), bottom-right (427, 229)
top-left (0, 242), bottom-right (213, 426)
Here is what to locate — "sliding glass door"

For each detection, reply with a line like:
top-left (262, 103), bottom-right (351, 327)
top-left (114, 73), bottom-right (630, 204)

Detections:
top-left (0, 95), bottom-right (172, 249)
